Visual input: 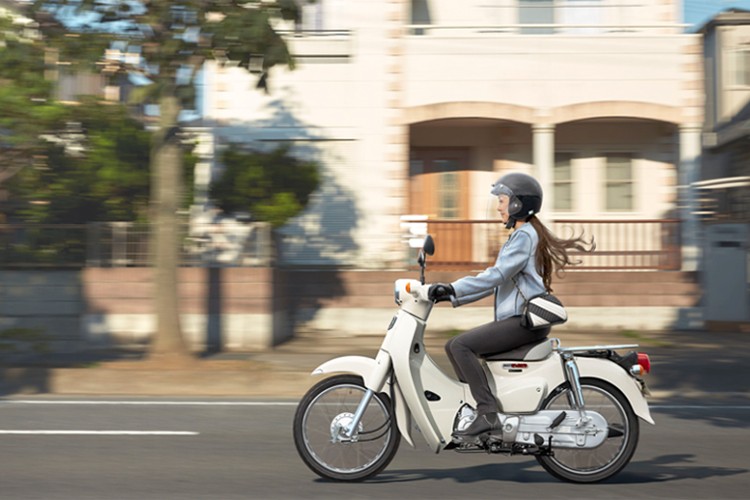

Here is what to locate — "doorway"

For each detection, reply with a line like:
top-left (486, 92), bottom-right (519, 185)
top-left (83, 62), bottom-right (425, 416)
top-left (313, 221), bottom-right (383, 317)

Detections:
top-left (409, 148), bottom-right (472, 264)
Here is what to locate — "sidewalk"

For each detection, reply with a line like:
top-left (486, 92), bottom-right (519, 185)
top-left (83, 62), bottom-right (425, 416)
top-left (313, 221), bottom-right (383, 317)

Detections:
top-left (1, 328), bottom-right (747, 401)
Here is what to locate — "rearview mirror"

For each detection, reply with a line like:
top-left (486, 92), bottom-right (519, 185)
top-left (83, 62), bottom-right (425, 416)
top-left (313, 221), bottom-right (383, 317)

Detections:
top-left (423, 235), bottom-right (435, 256)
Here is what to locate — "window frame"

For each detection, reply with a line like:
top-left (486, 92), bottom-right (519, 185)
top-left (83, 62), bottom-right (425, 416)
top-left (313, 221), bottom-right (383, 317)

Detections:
top-left (727, 46), bottom-right (750, 89)
top-left (553, 152), bottom-right (575, 212)
top-left (518, 0), bottom-right (605, 35)
top-left (603, 152), bottom-right (635, 212)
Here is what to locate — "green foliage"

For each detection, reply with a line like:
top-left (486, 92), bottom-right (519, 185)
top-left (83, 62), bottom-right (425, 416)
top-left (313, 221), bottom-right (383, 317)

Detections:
top-left (4, 96), bottom-right (153, 223)
top-left (21, 1), bottom-right (297, 107)
top-left (211, 144), bottom-right (320, 228)
top-left (209, 5), bottom-right (294, 74)
top-left (0, 35), bottom-right (65, 155)
top-left (0, 14), bottom-right (200, 224)
top-left (2, 1), bottom-right (301, 354)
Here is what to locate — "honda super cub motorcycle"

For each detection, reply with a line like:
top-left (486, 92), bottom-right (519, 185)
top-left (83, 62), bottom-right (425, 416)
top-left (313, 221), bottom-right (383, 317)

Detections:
top-left (293, 235), bottom-right (653, 483)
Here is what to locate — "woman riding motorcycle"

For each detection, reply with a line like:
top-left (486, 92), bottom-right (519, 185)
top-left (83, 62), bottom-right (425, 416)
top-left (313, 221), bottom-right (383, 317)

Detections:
top-left (428, 172), bottom-right (594, 441)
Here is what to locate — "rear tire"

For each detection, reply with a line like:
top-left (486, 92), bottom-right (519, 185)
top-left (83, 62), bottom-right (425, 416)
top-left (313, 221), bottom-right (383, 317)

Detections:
top-left (536, 378), bottom-right (640, 483)
top-left (293, 375), bottom-right (400, 481)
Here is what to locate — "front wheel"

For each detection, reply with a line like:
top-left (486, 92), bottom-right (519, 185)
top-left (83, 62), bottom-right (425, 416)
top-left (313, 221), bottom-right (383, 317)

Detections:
top-left (293, 374), bottom-right (401, 481)
top-left (536, 378), bottom-right (640, 483)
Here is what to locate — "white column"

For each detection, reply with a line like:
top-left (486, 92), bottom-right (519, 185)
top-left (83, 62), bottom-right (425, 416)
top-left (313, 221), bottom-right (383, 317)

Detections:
top-left (679, 124), bottom-right (702, 272)
top-left (533, 123), bottom-right (555, 220)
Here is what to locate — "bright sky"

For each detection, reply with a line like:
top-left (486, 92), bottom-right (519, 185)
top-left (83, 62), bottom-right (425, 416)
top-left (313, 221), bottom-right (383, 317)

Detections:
top-left (684, 0), bottom-right (750, 30)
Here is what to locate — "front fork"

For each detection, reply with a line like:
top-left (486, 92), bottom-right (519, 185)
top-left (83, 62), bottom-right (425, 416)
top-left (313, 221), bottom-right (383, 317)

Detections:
top-left (561, 351), bottom-right (592, 426)
top-left (344, 389), bottom-right (375, 439)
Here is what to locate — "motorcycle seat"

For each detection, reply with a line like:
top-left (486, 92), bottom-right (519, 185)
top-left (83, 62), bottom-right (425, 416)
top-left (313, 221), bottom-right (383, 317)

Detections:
top-left (482, 338), bottom-right (553, 362)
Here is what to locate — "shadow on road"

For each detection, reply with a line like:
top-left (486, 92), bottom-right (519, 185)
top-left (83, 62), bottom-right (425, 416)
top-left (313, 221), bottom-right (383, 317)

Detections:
top-left (614, 453), bottom-right (747, 484)
top-left (348, 453), bottom-right (746, 485)
top-left (652, 406), bottom-right (750, 428)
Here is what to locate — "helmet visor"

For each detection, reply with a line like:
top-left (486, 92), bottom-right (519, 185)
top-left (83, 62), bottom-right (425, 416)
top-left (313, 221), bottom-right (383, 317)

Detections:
top-left (490, 181), bottom-right (514, 199)
top-left (490, 181), bottom-right (521, 216)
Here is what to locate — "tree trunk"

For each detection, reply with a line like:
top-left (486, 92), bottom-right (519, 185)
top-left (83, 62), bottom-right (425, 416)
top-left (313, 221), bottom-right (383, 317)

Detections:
top-left (148, 93), bottom-right (191, 360)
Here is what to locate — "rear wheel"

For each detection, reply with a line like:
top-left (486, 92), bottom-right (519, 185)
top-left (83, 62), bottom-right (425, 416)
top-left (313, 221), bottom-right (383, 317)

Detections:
top-left (536, 378), bottom-right (640, 483)
top-left (293, 375), bottom-right (400, 481)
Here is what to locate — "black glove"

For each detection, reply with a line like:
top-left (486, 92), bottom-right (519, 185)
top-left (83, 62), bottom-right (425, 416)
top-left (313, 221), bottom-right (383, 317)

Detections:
top-left (428, 283), bottom-right (455, 303)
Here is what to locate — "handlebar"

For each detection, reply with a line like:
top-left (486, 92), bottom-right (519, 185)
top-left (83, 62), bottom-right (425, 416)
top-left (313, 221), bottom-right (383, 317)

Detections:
top-left (394, 279), bottom-right (430, 305)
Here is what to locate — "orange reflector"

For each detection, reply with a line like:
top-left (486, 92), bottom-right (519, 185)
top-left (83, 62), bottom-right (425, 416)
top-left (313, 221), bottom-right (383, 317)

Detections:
top-left (405, 282), bottom-right (411, 293)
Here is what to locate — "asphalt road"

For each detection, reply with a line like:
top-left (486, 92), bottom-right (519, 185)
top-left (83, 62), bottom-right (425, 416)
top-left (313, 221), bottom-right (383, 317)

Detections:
top-left (0, 397), bottom-right (748, 499)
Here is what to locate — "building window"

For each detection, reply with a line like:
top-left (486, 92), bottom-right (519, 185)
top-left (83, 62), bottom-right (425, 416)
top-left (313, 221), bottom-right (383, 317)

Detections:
top-left (436, 165), bottom-right (460, 219)
top-left (558, 0), bottom-right (603, 34)
top-left (553, 153), bottom-right (574, 211)
top-left (409, 148), bottom-right (469, 218)
top-left (519, 0), bottom-right (603, 34)
top-left (730, 48), bottom-right (750, 87)
top-left (519, 0), bottom-right (554, 34)
top-left (409, 159), bottom-right (424, 176)
top-left (605, 154), bottom-right (633, 211)
top-left (299, 1), bottom-right (323, 31)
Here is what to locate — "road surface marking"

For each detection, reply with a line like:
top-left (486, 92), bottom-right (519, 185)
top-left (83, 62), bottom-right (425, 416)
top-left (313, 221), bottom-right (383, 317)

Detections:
top-left (3, 400), bottom-right (749, 410)
top-left (0, 430), bottom-right (198, 435)
top-left (1, 400), bottom-right (297, 406)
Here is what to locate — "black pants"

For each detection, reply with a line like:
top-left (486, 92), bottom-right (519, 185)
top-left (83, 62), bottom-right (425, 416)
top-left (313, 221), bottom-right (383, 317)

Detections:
top-left (445, 316), bottom-right (550, 415)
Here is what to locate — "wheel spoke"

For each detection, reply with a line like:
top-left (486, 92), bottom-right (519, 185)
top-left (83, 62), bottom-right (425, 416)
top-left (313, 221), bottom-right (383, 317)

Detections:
top-left (294, 376), bottom-right (400, 481)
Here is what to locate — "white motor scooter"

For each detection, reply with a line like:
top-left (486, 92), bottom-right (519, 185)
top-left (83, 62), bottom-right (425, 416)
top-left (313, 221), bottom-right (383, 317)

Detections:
top-left (293, 235), bottom-right (653, 483)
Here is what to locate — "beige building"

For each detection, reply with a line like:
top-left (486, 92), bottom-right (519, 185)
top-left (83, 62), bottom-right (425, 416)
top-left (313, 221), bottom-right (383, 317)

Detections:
top-left (196, 0), bottom-right (703, 272)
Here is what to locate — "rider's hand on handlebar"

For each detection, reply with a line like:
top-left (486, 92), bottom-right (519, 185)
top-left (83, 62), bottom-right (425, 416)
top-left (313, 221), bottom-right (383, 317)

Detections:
top-left (428, 283), bottom-right (455, 303)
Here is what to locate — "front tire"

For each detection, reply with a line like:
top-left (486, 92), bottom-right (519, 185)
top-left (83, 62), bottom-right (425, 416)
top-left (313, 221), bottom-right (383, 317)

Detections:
top-left (536, 378), bottom-right (640, 483)
top-left (293, 375), bottom-right (400, 481)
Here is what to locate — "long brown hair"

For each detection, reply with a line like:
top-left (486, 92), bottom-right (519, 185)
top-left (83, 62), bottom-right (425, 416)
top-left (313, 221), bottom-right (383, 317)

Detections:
top-left (528, 216), bottom-right (595, 292)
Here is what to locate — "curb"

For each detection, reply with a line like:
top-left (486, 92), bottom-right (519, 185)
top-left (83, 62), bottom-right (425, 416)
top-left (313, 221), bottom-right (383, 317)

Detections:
top-left (5, 368), bottom-right (739, 401)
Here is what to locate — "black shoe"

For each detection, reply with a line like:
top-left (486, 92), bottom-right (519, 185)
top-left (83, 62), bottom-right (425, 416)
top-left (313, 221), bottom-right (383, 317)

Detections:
top-left (452, 413), bottom-right (502, 441)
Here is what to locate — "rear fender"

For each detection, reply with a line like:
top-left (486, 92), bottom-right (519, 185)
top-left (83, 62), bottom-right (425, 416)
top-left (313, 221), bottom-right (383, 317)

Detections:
top-left (577, 357), bottom-right (655, 425)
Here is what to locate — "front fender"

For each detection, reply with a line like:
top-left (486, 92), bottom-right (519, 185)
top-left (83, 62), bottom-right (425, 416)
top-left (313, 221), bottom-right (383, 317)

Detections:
top-left (312, 355), bottom-right (415, 447)
top-left (312, 356), bottom-right (379, 387)
top-left (577, 357), bottom-right (655, 425)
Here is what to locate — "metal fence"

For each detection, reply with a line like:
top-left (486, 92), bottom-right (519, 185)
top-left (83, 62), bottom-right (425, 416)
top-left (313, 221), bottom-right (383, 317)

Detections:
top-left (0, 222), bottom-right (272, 268)
top-left (2, 219), bottom-right (681, 270)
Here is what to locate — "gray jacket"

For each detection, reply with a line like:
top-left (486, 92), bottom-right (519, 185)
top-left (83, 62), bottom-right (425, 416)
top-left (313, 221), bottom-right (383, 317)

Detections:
top-left (450, 223), bottom-right (546, 321)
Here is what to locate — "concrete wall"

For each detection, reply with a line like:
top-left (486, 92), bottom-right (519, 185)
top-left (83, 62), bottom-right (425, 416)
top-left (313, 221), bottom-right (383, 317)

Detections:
top-left (0, 268), bottom-right (701, 354)
top-left (81, 268), bottom-right (277, 350)
top-left (284, 268), bottom-right (702, 334)
top-left (0, 269), bottom-right (277, 353)
top-left (0, 271), bottom-right (82, 353)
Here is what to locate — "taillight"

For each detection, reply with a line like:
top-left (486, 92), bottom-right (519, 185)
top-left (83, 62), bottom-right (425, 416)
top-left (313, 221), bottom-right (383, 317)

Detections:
top-left (637, 353), bottom-right (651, 374)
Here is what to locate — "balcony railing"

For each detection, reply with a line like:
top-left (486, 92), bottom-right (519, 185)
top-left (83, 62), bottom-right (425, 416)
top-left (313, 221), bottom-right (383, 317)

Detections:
top-left (552, 219), bottom-right (681, 270)
top-left (405, 23), bottom-right (689, 36)
top-left (402, 218), bottom-right (682, 271)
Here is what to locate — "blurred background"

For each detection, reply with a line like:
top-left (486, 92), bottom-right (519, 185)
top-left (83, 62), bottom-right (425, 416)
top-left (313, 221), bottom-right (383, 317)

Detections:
top-left (0, 0), bottom-right (748, 358)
